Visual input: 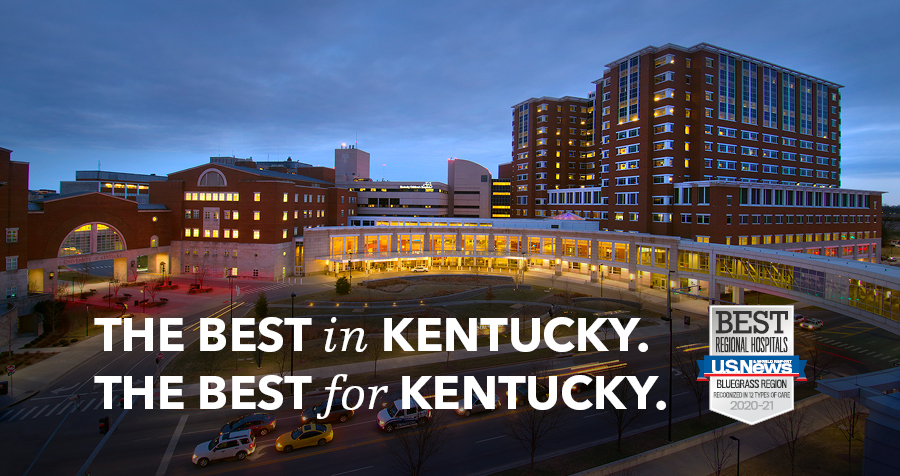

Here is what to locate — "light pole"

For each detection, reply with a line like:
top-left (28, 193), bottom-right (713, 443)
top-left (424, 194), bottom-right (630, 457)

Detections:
top-left (661, 270), bottom-right (675, 442)
top-left (108, 279), bottom-right (114, 308)
top-left (85, 304), bottom-right (90, 337)
top-left (290, 292), bottom-right (296, 377)
top-left (348, 252), bottom-right (353, 286)
top-left (228, 272), bottom-right (236, 370)
top-left (49, 272), bottom-right (55, 299)
top-left (730, 436), bottom-right (741, 476)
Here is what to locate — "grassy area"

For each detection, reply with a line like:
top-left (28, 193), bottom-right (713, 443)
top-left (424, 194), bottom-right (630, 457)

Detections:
top-left (728, 416), bottom-right (864, 476)
top-left (170, 347), bottom-right (559, 408)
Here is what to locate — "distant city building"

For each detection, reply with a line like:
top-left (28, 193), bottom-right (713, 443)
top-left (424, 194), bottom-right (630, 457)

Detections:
top-left (60, 170), bottom-right (167, 204)
top-left (340, 148), bottom-right (493, 219)
top-left (491, 162), bottom-right (512, 218)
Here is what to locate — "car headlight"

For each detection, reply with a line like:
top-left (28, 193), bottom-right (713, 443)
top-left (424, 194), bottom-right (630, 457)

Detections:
top-left (455, 408), bottom-right (464, 414)
top-left (276, 442), bottom-right (282, 449)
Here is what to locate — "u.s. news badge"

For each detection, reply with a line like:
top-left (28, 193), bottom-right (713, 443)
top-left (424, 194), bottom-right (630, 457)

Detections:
top-left (696, 305), bottom-right (806, 425)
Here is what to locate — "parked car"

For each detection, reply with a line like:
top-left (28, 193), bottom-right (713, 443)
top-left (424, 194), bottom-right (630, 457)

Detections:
top-left (220, 413), bottom-right (276, 437)
top-left (301, 400), bottom-right (355, 424)
top-left (275, 424), bottom-right (333, 453)
top-left (799, 318), bottom-right (823, 331)
top-left (455, 394), bottom-right (500, 417)
top-left (192, 430), bottom-right (255, 467)
top-left (411, 266), bottom-right (428, 273)
top-left (794, 313), bottom-right (806, 325)
top-left (376, 399), bottom-right (432, 432)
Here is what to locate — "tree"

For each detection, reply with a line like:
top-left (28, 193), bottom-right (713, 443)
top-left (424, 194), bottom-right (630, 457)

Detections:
top-left (0, 307), bottom-right (16, 357)
top-left (272, 326), bottom-right (293, 389)
top-left (765, 407), bottom-right (810, 476)
top-left (76, 262), bottom-right (93, 297)
top-left (194, 342), bottom-right (227, 377)
top-left (672, 345), bottom-right (707, 424)
top-left (798, 334), bottom-right (838, 388)
top-left (35, 299), bottom-right (66, 333)
top-left (192, 262), bottom-right (209, 289)
top-left (502, 397), bottom-right (565, 476)
top-left (484, 284), bottom-right (495, 308)
top-left (702, 428), bottom-right (737, 476)
top-left (387, 410), bottom-right (449, 476)
top-left (254, 292), bottom-right (269, 321)
top-left (335, 276), bottom-right (351, 295)
top-left (825, 397), bottom-right (863, 474)
top-left (363, 333), bottom-right (385, 377)
top-left (111, 274), bottom-right (123, 301)
top-left (145, 278), bottom-right (164, 303)
top-left (600, 368), bottom-right (644, 452)
top-left (881, 215), bottom-right (900, 248)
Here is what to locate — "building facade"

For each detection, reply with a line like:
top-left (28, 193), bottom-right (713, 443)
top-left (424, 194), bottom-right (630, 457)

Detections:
top-left (509, 43), bottom-right (882, 256)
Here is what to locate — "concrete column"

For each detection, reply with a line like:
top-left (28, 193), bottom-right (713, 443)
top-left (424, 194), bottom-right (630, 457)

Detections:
top-left (733, 287), bottom-right (745, 304)
top-left (590, 239), bottom-right (599, 283)
top-left (628, 240), bottom-right (638, 291)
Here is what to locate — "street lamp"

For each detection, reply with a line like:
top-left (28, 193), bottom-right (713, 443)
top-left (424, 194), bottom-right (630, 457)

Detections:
top-left (49, 271), bottom-right (55, 298)
top-left (85, 304), bottom-right (90, 337)
top-left (661, 270), bottom-right (675, 442)
top-left (730, 436), bottom-right (741, 476)
top-left (290, 292), bottom-right (296, 377)
top-left (348, 252), bottom-right (353, 286)
top-left (227, 272), bottom-right (236, 370)
top-left (108, 279), bottom-right (114, 308)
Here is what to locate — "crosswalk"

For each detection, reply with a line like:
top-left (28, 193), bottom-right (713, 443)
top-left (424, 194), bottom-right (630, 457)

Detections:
top-left (240, 282), bottom-right (295, 295)
top-left (0, 395), bottom-right (120, 423)
top-left (801, 332), bottom-right (899, 364)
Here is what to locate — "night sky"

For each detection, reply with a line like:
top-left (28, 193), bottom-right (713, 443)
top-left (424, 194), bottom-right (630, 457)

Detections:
top-left (3, 1), bottom-right (900, 203)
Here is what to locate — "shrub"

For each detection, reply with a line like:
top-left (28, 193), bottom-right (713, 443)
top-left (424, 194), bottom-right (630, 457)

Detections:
top-left (335, 276), bottom-right (351, 295)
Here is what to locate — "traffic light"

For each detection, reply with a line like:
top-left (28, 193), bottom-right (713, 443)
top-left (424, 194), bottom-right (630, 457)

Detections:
top-left (0, 381), bottom-right (7, 395)
top-left (99, 416), bottom-right (110, 434)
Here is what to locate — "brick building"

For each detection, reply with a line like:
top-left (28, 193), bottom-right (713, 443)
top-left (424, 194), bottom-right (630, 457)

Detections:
top-left (510, 43), bottom-right (882, 257)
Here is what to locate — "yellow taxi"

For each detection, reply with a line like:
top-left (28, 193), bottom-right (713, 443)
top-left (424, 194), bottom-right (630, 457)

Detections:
top-left (274, 424), bottom-right (333, 453)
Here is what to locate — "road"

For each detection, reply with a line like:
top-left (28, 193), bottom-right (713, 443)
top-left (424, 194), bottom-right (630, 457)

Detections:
top-left (5, 275), bottom-right (900, 476)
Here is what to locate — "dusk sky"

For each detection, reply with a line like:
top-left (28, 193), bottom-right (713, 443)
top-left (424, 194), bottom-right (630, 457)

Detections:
top-left (3, 1), bottom-right (900, 203)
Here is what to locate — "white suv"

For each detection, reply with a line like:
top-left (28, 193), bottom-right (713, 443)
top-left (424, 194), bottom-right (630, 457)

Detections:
top-left (192, 430), bottom-right (255, 467)
top-left (376, 399), bottom-right (432, 432)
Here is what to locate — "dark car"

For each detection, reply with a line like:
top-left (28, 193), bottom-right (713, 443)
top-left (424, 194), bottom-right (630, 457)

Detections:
top-left (570, 374), bottom-right (597, 394)
top-left (509, 382), bottom-right (550, 407)
top-left (221, 413), bottom-right (276, 437)
top-left (301, 400), bottom-right (355, 424)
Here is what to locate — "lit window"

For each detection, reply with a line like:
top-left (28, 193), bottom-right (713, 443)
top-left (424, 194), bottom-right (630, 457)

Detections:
top-left (254, 211), bottom-right (260, 220)
top-left (254, 192), bottom-right (261, 201)
top-left (253, 230), bottom-right (260, 240)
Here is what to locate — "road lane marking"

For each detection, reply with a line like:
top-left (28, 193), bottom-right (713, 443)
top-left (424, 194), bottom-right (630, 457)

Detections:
top-left (2, 408), bottom-right (25, 421)
top-left (475, 435), bottom-right (505, 443)
top-left (82, 398), bottom-right (97, 411)
top-left (56, 402), bottom-right (73, 415)
top-left (31, 405), bottom-right (49, 418)
top-left (331, 466), bottom-right (374, 476)
top-left (182, 427), bottom-right (221, 435)
top-left (583, 411), bottom-right (607, 419)
top-left (17, 407), bottom-right (38, 420)
top-left (156, 414), bottom-right (189, 476)
top-left (93, 398), bottom-right (106, 410)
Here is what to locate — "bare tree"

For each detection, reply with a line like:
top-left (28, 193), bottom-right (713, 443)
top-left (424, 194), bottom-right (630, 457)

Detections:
top-left (144, 278), bottom-right (164, 303)
top-left (798, 334), bottom-right (838, 388)
top-left (0, 307), bottom-right (16, 357)
top-left (600, 369), bottom-right (644, 452)
top-left (192, 261), bottom-right (210, 289)
top-left (502, 360), bottom-right (565, 476)
top-left (363, 333), bottom-right (385, 377)
top-left (271, 327), bottom-right (292, 390)
top-left (702, 428), bottom-right (738, 476)
top-left (672, 345), bottom-right (707, 424)
top-left (765, 407), bottom-right (810, 476)
top-left (387, 410), bottom-right (449, 476)
top-left (76, 262), bottom-right (93, 297)
top-left (502, 401), bottom-right (564, 476)
top-left (111, 274), bottom-right (123, 301)
top-left (193, 343), bottom-right (227, 377)
top-left (629, 285), bottom-right (649, 320)
top-left (485, 284), bottom-right (495, 308)
top-left (825, 397), bottom-right (863, 474)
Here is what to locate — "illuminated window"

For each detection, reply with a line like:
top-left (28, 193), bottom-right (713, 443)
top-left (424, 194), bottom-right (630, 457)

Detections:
top-left (253, 230), bottom-right (260, 240)
top-left (254, 211), bottom-right (260, 220)
top-left (254, 192), bottom-right (261, 201)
